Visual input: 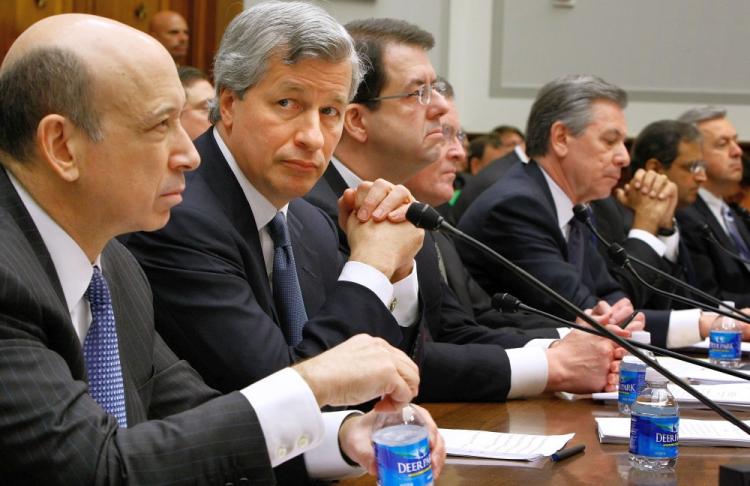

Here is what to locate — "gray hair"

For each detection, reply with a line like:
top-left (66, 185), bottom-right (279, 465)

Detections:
top-left (0, 47), bottom-right (102, 163)
top-left (209, 0), bottom-right (363, 123)
top-left (677, 105), bottom-right (727, 126)
top-left (525, 74), bottom-right (628, 158)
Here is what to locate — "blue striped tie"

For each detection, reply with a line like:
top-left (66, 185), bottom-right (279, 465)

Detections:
top-left (83, 266), bottom-right (128, 427)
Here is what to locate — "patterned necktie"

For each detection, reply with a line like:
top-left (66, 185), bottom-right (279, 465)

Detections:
top-left (722, 205), bottom-right (750, 266)
top-left (268, 212), bottom-right (307, 346)
top-left (567, 217), bottom-right (585, 272)
top-left (83, 266), bottom-right (128, 427)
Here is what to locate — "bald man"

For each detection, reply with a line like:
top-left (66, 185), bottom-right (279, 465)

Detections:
top-left (0, 13), bottom-right (442, 484)
top-left (149, 10), bottom-right (189, 64)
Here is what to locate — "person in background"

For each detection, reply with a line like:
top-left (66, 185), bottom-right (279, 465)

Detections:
top-left (177, 66), bottom-right (214, 139)
top-left (149, 10), bottom-right (189, 65)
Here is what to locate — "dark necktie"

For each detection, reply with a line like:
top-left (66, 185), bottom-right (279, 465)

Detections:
top-left (567, 217), bottom-right (585, 272)
top-left (722, 205), bottom-right (750, 268)
top-left (83, 266), bottom-right (128, 427)
top-left (268, 212), bottom-right (307, 346)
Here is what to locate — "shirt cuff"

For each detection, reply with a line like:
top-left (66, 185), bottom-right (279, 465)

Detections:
top-left (506, 347), bottom-right (548, 399)
top-left (666, 308), bottom-right (702, 349)
top-left (557, 327), bottom-right (571, 339)
top-left (660, 230), bottom-right (681, 263)
top-left (304, 411), bottom-right (366, 480)
top-left (628, 229), bottom-right (666, 257)
top-left (240, 368), bottom-right (324, 467)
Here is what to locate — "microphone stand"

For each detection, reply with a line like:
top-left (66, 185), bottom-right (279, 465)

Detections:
top-left (701, 224), bottom-right (750, 265)
top-left (406, 202), bottom-right (750, 435)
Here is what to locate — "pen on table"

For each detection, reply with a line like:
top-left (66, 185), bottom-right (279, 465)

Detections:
top-left (551, 444), bottom-right (586, 462)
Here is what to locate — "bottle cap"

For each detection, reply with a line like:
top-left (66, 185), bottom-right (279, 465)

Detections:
top-left (630, 331), bottom-right (651, 345)
top-left (645, 367), bottom-right (668, 384)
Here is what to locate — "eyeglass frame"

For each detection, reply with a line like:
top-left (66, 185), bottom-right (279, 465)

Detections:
top-left (359, 80), bottom-right (449, 106)
top-left (685, 160), bottom-right (708, 174)
top-left (442, 125), bottom-right (466, 144)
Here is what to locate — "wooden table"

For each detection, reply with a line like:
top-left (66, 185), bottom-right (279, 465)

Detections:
top-left (340, 396), bottom-right (750, 485)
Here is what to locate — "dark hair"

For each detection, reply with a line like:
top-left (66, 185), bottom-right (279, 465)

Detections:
top-left (466, 135), bottom-right (498, 172)
top-left (177, 65), bottom-right (208, 87)
top-left (491, 125), bottom-right (524, 141)
top-left (345, 18), bottom-right (434, 109)
top-left (630, 120), bottom-right (702, 172)
top-left (0, 47), bottom-right (101, 162)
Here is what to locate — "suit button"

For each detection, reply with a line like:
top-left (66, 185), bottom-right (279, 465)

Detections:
top-left (239, 479), bottom-right (249, 484)
top-left (224, 483), bottom-right (234, 486)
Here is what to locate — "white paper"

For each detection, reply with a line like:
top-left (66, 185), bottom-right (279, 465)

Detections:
top-left (688, 338), bottom-right (750, 354)
top-left (439, 428), bottom-right (574, 461)
top-left (592, 383), bottom-right (750, 411)
top-left (595, 417), bottom-right (750, 447)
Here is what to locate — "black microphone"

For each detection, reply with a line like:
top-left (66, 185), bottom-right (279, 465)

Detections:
top-left (700, 224), bottom-right (750, 265)
top-left (406, 201), bottom-right (750, 434)
top-left (574, 204), bottom-right (750, 323)
top-left (493, 292), bottom-right (750, 382)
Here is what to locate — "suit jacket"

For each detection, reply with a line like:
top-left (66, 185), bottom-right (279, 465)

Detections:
top-left (306, 164), bottom-right (553, 402)
top-left (0, 167), bottom-right (273, 485)
top-left (677, 195), bottom-right (750, 307)
top-left (590, 197), bottom-right (698, 309)
top-left (452, 149), bottom-right (522, 224)
top-left (457, 161), bottom-right (671, 348)
top-left (126, 131), bottom-right (403, 395)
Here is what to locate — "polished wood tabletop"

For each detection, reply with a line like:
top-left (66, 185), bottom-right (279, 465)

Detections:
top-left (340, 395), bottom-right (750, 486)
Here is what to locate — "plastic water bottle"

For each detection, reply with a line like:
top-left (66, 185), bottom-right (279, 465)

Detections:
top-left (618, 331), bottom-right (655, 414)
top-left (372, 404), bottom-right (433, 486)
top-left (629, 368), bottom-right (679, 471)
top-left (709, 304), bottom-right (741, 368)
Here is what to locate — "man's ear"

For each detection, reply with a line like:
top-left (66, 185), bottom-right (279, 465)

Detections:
top-left (343, 103), bottom-right (368, 143)
top-left (644, 158), bottom-right (664, 173)
top-left (549, 121), bottom-right (570, 159)
top-left (35, 114), bottom-right (80, 182)
top-left (218, 88), bottom-right (236, 131)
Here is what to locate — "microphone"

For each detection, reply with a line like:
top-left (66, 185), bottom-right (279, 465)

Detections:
top-left (405, 201), bottom-right (750, 434)
top-left (573, 204), bottom-right (750, 323)
top-left (700, 224), bottom-right (750, 265)
top-left (493, 293), bottom-right (750, 382)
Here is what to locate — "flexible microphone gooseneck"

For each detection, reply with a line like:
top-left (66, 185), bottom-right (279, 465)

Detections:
top-left (573, 204), bottom-right (750, 324)
top-left (700, 224), bottom-right (750, 265)
top-left (405, 202), bottom-right (750, 435)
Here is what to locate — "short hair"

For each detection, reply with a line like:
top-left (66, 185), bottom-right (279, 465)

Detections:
top-left (177, 65), bottom-right (208, 87)
top-left (209, 1), bottom-right (362, 123)
top-left (630, 120), bottom-right (702, 172)
top-left (525, 74), bottom-right (628, 159)
top-left (491, 125), bottom-right (525, 142)
top-left (466, 135), bottom-right (498, 172)
top-left (346, 18), bottom-right (434, 109)
top-left (0, 47), bottom-right (102, 163)
top-left (677, 105), bottom-right (727, 126)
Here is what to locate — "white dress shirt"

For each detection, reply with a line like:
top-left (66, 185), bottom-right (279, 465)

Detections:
top-left (539, 166), bottom-right (702, 349)
top-left (9, 172), bottom-right (362, 479)
top-left (699, 187), bottom-right (731, 235)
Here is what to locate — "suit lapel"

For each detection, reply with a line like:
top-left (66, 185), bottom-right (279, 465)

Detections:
top-left (287, 201), bottom-right (319, 316)
top-left (695, 196), bottom-right (735, 249)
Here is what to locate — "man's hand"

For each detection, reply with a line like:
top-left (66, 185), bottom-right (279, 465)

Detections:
top-left (338, 406), bottom-right (446, 480)
top-left (338, 179), bottom-right (414, 227)
top-left (615, 169), bottom-right (677, 235)
top-left (590, 298), bottom-right (637, 327)
top-left (293, 334), bottom-right (419, 407)
top-left (698, 312), bottom-right (720, 339)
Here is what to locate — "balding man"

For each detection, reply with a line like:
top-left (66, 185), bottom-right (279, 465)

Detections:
top-left (0, 13), bottom-right (441, 484)
top-left (149, 10), bottom-right (189, 64)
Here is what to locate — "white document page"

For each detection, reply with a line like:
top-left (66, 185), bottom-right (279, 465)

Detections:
top-left (440, 428), bottom-right (574, 461)
top-left (595, 417), bottom-right (750, 447)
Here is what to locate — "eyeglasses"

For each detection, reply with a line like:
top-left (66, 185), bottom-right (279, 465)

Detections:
top-left (442, 125), bottom-right (466, 144)
top-left (687, 160), bottom-right (708, 174)
top-left (362, 80), bottom-right (449, 105)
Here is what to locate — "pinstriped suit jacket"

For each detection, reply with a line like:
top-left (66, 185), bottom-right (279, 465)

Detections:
top-left (0, 167), bottom-right (274, 485)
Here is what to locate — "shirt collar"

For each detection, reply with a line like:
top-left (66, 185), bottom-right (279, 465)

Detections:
top-left (330, 155), bottom-right (362, 189)
top-left (699, 186), bottom-right (726, 212)
top-left (213, 127), bottom-right (288, 229)
top-left (515, 145), bottom-right (530, 163)
top-left (538, 164), bottom-right (575, 236)
top-left (8, 171), bottom-right (100, 313)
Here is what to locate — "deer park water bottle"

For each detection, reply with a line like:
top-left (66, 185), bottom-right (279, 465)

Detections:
top-left (618, 331), bottom-right (655, 414)
top-left (372, 404), bottom-right (433, 486)
top-left (709, 303), bottom-right (742, 368)
top-left (629, 368), bottom-right (679, 471)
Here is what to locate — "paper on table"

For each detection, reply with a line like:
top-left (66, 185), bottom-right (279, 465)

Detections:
top-left (592, 383), bottom-right (750, 411)
top-left (688, 338), bottom-right (750, 354)
top-left (440, 428), bottom-right (575, 461)
top-left (595, 417), bottom-right (750, 447)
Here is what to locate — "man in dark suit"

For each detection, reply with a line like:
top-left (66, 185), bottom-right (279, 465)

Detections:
top-left (458, 75), bottom-right (718, 349)
top-left (677, 107), bottom-right (750, 307)
top-left (306, 20), bottom-right (625, 402)
top-left (126, 1), bottom-right (425, 396)
top-left (0, 10), bottom-right (441, 484)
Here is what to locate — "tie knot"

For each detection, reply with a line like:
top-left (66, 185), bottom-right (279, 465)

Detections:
top-left (85, 266), bottom-right (109, 307)
top-left (268, 212), bottom-right (291, 248)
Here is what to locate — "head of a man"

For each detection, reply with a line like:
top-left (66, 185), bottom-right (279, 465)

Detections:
top-left (178, 66), bottom-right (214, 140)
top-left (404, 92), bottom-right (465, 206)
top-left (630, 120), bottom-right (705, 208)
top-left (211, 1), bottom-right (361, 208)
top-left (491, 125), bottom-right (525, 154)
top-left (678, 106), bottom-right (743, 197)
top-left (338, 18), bottom-right (450, 183)
top-left (149, 10), bottom-right (189, 64)
top-left (0, 14), bottom-right (199, 258)
top-left (526, 74), bottom-right (629, 204)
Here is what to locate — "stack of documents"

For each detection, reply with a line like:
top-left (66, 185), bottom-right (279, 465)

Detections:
top-left (595, 417), bottom-right (750, 447)
top-left (591, 383), bottom-right (750, 411)
top-left (685, 338), bottom-right (750, 354)
top-left (440, 428), bottom-right (574, 461)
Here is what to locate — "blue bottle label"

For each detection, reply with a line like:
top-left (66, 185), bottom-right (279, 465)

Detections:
top-left (619, 368), bottom-right (646, 405)
top-left (629, 415), bottom-right (679, 458)
top-left (374, 436), bottom-right (432, 486)
top-left (709, 331), bottom-right (741, 360)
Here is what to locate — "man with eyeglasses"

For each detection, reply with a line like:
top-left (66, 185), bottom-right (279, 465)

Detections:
top-left (306, 20), bottom-right (627, 402)
top-left (677, 107), bottom-right (750, 307)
